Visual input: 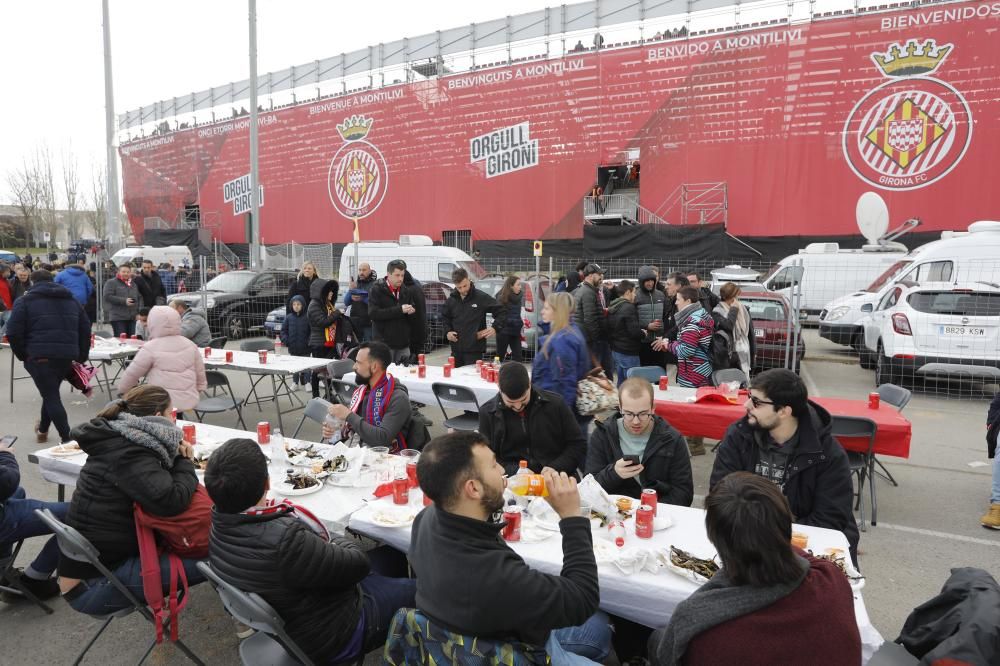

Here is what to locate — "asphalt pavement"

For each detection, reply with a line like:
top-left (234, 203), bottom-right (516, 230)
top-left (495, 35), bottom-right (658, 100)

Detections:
top-left (2, 331), bottom-right (998, 664)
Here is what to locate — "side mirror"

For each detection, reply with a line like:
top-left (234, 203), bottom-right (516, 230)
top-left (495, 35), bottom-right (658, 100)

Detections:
top-left (861, 303), bottom-right (873, 313)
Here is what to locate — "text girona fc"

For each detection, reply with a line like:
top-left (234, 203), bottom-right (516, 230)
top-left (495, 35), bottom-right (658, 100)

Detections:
top-left (843, 38), bottom-right (972, 191)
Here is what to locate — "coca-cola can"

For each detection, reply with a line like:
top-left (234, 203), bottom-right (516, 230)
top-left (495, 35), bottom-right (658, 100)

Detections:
top-left (417, 353), bottom-right (426, 365)
top-left (502, 506), bottom-right (522, 542)
top-left (181, 424), bottom-right (196, 445)
top-left (392, 476), bottom-right (410, 505)
top-left (488, 367), bottom-right (498, 383)
top-left (636, 505), bottom-right (654, 539)
top-left (258, 349), bottom-right (268, 364)
top-left (641, 489), bottom-right (658, 516)
top-left (119, 333), bottom-right (127, 341)
top-left (204, 347), bottom-right (211, 358)
top-left (659, 375), bottom-right (668, 391)
top-left (257, 421), bottom-right (270, 444)
top-left (443, 364), bottom-right (452, 378)
top-left (480, 364), bottom-right (488, 380)
top-left (448, 356), bottom-right (455, 367)
top-left (868, 392), bottom-right (880, 409)
top-left (170, 407), bottom-right (178, 424)
top-left (476, 359), bottom-right (483, 370)
top-left (131, 335), bottom-right (139, 340)
top-left (418, 365), bottom-right (426, 378)
top-left (225, 350), bottom-right (234, 362)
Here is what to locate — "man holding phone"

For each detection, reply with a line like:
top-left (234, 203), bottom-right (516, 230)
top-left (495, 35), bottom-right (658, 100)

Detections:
top-left (0, 436), bottom-right (69, 602)
top-left (102, 263), bottom-right (140, 337)
top-left (584, 378), bottom-right (693, 507)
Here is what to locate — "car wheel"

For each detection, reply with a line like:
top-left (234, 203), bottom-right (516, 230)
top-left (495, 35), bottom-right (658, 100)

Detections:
top-left (859, 339), bottom-right (876, 369)
top-left (874, 342), bottom-right (894, 386)
top-left (225, 313), bottom-right (247, 340)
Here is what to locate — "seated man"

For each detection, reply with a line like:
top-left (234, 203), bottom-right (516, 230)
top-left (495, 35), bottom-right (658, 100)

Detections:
top-left (205, 438), bottom-right (416, 664)
top-left (411, 431), bottom-right (612, 661)
top-left (479, 362), bottom-right (586, 476)
top-left (0, 436), bottom-right (68, 602)
top-left (649, 472), bottom-right (861, 665)
top-left (169, 299), bottom-right (212, 347)
top-left (586, 377), bottom-right (693, 507)
top-left (710, 368), bottom-right (860, 563)
top-left (324, 341), bottom-right (412, 451)
top-left (134, 307), bottom-right (150, 340)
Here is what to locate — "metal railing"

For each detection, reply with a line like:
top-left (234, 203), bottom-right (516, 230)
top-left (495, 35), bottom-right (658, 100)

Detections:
top-left (635, 204), bottom-right (670, 226)
top-left (583, 193), bottom-right (639, 221)
top-left (654, 182), bottom-right (728, 226)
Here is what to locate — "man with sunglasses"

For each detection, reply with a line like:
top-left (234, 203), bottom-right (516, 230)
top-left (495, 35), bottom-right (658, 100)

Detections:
top-left (710, 368), bottom-right (859, 564)
top-left (585, 378), bottom-right (693, 507)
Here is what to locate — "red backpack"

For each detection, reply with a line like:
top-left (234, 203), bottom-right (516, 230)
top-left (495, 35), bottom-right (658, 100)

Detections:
top-left (133, 484), bottom-right (213, 643)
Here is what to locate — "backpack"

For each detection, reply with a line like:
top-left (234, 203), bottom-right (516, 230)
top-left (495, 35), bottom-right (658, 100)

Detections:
top-left (709, 329), bottom-right (734, 371)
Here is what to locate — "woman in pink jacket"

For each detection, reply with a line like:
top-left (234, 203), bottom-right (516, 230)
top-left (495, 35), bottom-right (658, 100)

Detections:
top-left (118, 305), bottom-right (207, 415)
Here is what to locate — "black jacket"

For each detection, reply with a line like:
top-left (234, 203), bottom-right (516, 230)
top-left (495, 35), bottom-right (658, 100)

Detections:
top-left (697, 286), bottom-right (720, 314)
top-left (404, 271), bottom-right (427, 355)
top-left (287, 274), bottom-right (318, 310)
top-left (573, 281), bottom-right (607, 346)
top-left (710, 304), bottom-right (756, 369)
top-left (710, 401), bottom-right (860, 562)
top-left (409, 505), bottom-right (599, 648)
top-left (607, 297), bottom-right (645, 356)
top-left (307, 278), bottom-right (349, 348)
top-left (59, 418), bottom-right (198, 579)
top-left (0, 450), bottom-right (19, 505)
top-left (441, 284), bottom-right (502, 356)
top-left (9, 277), bottom-right (30, 303)
top-left (209, 506), bottom-right (369, 663)
top-left (5, 281), bottom-right (90, 363)
top-left (135, 269), bottom-right (166, 307)
top-left (987, 392), bottom-right (1000, 459)
top-left (478, 388), bottom-right (586, 476)
top-left (586, 414), bottom-right (694, 507)
top-left (368, 278), bottom-right (417, 349)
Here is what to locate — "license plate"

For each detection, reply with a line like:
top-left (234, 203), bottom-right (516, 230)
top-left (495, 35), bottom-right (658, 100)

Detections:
top-left (940, 325), bottom-right (985, 336)
top-left (755, 328), bottom-right (765, 338)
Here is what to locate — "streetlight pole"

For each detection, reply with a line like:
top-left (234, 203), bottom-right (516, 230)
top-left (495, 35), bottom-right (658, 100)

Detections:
top-left (248, 0), bottom-right (261, 269)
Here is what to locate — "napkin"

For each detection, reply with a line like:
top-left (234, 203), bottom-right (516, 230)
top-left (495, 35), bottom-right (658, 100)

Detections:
top-left (593, 540), bottom-right (664, 575)
top-left (577, 474), bottom-right (618, 523)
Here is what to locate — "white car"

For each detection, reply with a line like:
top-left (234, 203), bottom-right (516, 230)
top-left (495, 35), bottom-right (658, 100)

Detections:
top-left (859, 281), bottom-right (1000, 386)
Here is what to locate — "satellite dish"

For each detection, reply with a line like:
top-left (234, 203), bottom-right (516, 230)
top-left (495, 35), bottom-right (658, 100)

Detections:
top-left (856, 192), bottom-right (889, 244)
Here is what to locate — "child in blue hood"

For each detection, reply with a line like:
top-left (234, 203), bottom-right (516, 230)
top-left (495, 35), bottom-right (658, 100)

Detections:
top-left (281, 295), bottom-right (311, 387)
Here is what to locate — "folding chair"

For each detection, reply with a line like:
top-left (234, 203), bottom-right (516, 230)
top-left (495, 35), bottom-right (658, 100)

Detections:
top-left (207, 336), bottom-right (228, 349)
top-left (194, 370), bottom-right (248, 429)
top-left (831, 416), bottom-right (878, 531)
top-left (431, 382), bottom-right (481, 431)
top-left (0, 539), bottom-right (54, 613)
top-left (34, 508), bottom-right (203, 666)
top-left (712, 368), bottom-right (749, 388)
top-left (327, 379), bottom-right (357, 406)
top-left (291, 397), bottom-right (333, 439)
top-left (626, 366), bottom-right (666, 383)
top-left (873, 383), bottom-right (912, 487)
top-left (326, 359), bottom-right (355, 379)
top-left (240, 339), bottom-right (279, 410)
top-left (196, 561), bottom-right (356, 666)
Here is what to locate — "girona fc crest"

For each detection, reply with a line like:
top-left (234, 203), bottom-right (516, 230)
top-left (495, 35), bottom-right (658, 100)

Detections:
top-left (327, 115), bottom-right (388, 219)
top-left (843, 39), bottom-right (972, 191)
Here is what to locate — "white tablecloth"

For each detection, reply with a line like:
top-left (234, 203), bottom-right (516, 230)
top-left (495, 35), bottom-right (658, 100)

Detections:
top-left (89, 338), bottom-right (143, 361)
top-left (345, 363), bottom-right (505, 407)
top-left (202, 349), bottom-right (330, 375)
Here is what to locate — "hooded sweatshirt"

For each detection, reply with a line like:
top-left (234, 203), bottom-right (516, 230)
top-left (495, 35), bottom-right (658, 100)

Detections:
top-left (307, 278), bottom-right (349, 348)
top-left (118, 305), bottom-right (208, 410)
top-left (281, 294), bottom-right (311, 353)
top-left (635, 265), bottom-right (666, 331)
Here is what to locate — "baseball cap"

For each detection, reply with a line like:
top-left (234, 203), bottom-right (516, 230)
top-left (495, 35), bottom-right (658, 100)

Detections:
top-left (583, 263), bottom-right (604, 276)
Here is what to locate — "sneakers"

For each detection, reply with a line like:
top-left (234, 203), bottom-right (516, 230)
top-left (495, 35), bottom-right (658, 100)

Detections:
top-left (981, 503), bottom-right (1000, 530)
top-left (0, 569), bottom-right (60, 603)
top-left (35, 421), bottom-right (48, 444)
top-left (687, 436), bottom-right (706, 457)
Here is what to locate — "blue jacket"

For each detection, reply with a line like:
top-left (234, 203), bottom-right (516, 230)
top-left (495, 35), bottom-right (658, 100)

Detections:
top-left (531, 322), bottom-right (591, 410)
top-left (158, 269), bottom-right (178, 295)
top-left (6, 281), bottom-right (91, 362)
top-left (54, 265), bottom-right (94, 306)
top-left (280, 295), bottom-right (311, 353)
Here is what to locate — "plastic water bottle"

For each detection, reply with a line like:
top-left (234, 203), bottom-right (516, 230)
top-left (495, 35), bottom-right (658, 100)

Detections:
top-left (324, 414), bottom-right (344, 445)
top-left (268, 429), bottom-right (288, 480)
top-left (608, 521), bottom-right (626, 547)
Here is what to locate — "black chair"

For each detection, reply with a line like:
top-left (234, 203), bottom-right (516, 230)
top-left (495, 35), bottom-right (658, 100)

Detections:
top-left (194, 370), bottom-right (248, 429)
top-left (431, 383), bottom-right (481, 431)
top-left (326, 359), bottom-right (355, 379)
top-left (207, 336), bottom-right (228, 349)
top-left (291, 397), bottom-right (333, 439)
top-left (626, 366), bottom-right (665, 383)
top-left (873, 383), bottom-right (912, 487)
top-left (327, 379), bottom-right (357, 406)
top-left (831, 416), bottom-right (878, 531)
top-left (0, 539), bottom-right (54, 613)
top-left (34, 508), bottom-right (203, 666)
top-left (240, 339), bottom-right (278, 410)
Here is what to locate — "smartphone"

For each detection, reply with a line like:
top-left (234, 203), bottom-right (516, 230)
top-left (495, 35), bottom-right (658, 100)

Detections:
top-left (623, 454), bottom-right (640, 466)
top-left (0, 435), bottom-right (16, 449)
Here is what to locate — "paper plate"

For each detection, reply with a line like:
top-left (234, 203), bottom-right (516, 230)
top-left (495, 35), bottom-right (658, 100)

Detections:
top-left (371, 508), bottom-right (417, 527)
top-left (47, 443), bottom-right (84, 457)
top-left (272, 478), bottom-right (325, 496)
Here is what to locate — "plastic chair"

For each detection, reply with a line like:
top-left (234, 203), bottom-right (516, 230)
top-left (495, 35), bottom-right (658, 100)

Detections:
top-left (207, 336), bottom-right (228, 349)
top-left (326, 359), bottom-right (355, 379)
top-left (327, 379), bottom-right (357, 406)
top-left (194, 370), bottom-right (248, 429)
top-left (431, 383), bottom-right (482, 431)
top-left (712, 368), bottom-right (749, 388)
top-left (831, 416), bottom-right (878, 531)
top-left (291, 397), bottom-right (333, 439)
top-left (34, 508), bottom-right (203, 666)
top-left (626, 366), bottom-right (665, 383)
top-left (240, 340), bottom-right (278, 410)
top-left (0, 539), bottom-right (54, 613)
top-left (873, 383), bottom-right (912, 488)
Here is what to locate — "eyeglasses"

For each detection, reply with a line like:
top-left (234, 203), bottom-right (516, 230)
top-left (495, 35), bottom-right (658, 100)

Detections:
top-left (622, 410), bottom-right (652, 422)
top-left (748, 395), bottom-right (777, 409)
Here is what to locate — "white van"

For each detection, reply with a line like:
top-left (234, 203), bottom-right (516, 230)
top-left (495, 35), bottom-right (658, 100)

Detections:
top-left (337, 235), bottom-right (486, 287)
top-left (819, 221), bottom-right (1000, 348)
top-left (759, 243), bottom-right (908, 323)
top-left (110, 245), bottom-right (193, 268)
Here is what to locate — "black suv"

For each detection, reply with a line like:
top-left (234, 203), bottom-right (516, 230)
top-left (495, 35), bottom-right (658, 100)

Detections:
top-left (167, 269), bottom-right (297, 340)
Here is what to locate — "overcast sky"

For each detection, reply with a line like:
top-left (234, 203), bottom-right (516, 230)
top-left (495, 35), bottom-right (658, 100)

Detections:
top-left (0, 0), bottom-right (575, 206)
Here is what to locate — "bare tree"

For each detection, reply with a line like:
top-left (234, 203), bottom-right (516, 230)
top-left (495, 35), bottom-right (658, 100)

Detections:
top-left (62, 150), bottom-right (82, 241)
top-left (6, 153), bottom-right (43, 247)
top-left (37, 145), bottom-right (58, 249)
top-left (89, 167), bottom-right (107, 241)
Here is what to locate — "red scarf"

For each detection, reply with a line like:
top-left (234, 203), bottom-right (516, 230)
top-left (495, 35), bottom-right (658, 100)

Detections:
top-left (346, 372), bottom-right (407, 453)
top-left (242, 499), bottom-right (329, 541)
top-left (386, 278), bottom-right (400, 301)
top-left (119, 276), bottom-right (132, 287)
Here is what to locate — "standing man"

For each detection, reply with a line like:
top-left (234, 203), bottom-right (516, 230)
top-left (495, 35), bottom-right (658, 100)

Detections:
top-left (686, 270), bottom-right (720, 313)
top-left (54, 255), bottom-right (94, 308)
top-left (636, 266), bottom-right (667, 368)
top-left (368, 259), bottom-right (417, 365)
top-left (345, 262), bottom-right (377, 342)
top-left (135, 259), bottom-right (167, 308)
top-left (6, 270), bottom-right (90, 444)
top-left (442, 267), bottom-right (501, 368)
top-left (169, 299), bottom-right (212, 347)
top-left (103, 263), bottom-right (140, 337)
top-left (573, 263), bottom-right (611, 376)
top-left (9, 265), bottom-right (31, 304)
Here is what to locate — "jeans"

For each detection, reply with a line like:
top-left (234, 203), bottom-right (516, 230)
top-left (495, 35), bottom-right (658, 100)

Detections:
top-left (0, 310), bottom-right (9, 336)
top-left (24, 357), bottom-right (73, 441)
top-left (593, 341), bottom-right (613, 379)
top-left (66, 554), bottom-right (206, 616)
top-left (612, 351), bottom-right (640, 387)
top-left (991, 450), bottom-right (1000, 504)
top-left (0, 488), bottom-right (69, 575)
top-left (551, 611), bottom-right (613, 661)
top-left (110, 320), bottom-right (136, 337)
top-left (495, 331), bottom-right (523, 362)
top-left (357, 574), bottom-right (417, 656)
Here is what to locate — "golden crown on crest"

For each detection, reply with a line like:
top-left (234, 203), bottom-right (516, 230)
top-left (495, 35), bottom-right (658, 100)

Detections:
top-left (336, 115), bottom-right (374, 141)
top-left (871, 39), bottom-right (952, 77)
